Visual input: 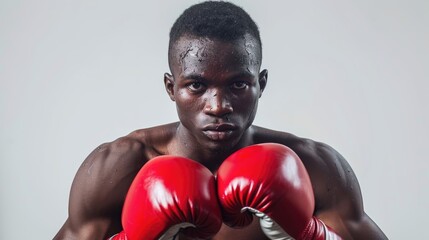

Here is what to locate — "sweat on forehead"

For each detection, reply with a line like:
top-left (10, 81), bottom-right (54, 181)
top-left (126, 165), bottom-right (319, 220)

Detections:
top-left (168, 34), bottom-right (262, 72)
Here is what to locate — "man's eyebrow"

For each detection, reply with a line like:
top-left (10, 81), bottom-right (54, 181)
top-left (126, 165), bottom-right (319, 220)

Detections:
top-left (182, 72), bottom-right (255, 81)
top-left (182, 74), bottom-right (206, 81)
top-left (228, 72), bottom-right (255, 80)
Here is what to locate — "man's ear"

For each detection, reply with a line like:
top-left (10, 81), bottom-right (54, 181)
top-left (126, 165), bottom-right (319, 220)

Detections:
top-left (164, 73), bottom-right (175, 101)
top-left (258, 69), bottom-right (268, 98)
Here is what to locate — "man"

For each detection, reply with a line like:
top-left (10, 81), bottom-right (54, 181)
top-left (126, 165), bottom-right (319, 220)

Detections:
top-left (54, 1), bottom-right (387, 239)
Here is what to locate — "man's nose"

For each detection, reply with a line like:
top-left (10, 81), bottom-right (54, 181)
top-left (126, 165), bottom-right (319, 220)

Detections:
top-left (203, 90), bottom-right (233, 117)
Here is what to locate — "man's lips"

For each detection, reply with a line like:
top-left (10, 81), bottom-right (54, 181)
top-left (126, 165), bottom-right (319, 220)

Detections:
top-left (202, 123), bottom-right (237, 141)
top-left (202, 123), bottom-right (237, 131)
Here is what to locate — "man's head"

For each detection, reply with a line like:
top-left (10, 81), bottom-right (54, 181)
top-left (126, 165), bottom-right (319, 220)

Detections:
top-left (165, 1), bottom-right (267, 150)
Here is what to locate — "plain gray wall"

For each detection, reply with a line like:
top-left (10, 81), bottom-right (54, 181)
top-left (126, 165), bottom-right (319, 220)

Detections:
top-left (1, 0), bottom-right (428, 239)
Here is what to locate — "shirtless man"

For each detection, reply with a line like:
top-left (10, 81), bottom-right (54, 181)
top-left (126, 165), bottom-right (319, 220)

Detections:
top-left (54, 1), bottom-right (387, 239)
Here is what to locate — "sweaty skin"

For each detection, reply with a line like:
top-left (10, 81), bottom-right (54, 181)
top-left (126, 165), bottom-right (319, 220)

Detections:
top-left (54, 35), bottom-right (387, 240)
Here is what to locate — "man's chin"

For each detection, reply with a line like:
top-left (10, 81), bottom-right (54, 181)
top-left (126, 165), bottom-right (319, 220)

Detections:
top-left (202, 137), bottom-right (240, 153)
top-left (202, 130), bottom-right (235, 142)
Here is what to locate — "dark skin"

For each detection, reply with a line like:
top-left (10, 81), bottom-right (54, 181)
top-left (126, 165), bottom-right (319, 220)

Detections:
top-left (54, 34), bottom-right (387, 240)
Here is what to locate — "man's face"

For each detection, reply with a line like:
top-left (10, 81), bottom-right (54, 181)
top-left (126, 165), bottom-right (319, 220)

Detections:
top-left (165, 34), bottom-right (267, 150)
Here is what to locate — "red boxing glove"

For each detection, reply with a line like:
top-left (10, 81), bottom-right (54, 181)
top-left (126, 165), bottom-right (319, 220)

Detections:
top-left (216, 143), bottom-right (342, 240)
top-left (110, 155), bottom-right (222, 240)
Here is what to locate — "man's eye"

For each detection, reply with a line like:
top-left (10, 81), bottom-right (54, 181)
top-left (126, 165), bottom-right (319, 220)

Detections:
top-left (232, 81), bottom-right (248, 90)
top-left (188, 82), bottom-right (204, 91)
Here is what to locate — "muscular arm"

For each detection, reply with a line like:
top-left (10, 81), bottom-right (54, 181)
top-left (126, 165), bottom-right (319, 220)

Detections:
top-left (54, 137), bottom-right (146, 240)
top-left (294, 140), bottom-right (387, 239)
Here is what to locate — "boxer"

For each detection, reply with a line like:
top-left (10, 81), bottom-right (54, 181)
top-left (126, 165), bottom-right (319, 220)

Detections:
top-left (54, 1), bottom-right (387, 239)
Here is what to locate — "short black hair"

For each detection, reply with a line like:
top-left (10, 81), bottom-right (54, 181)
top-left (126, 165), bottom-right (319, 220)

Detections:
top-left (169, 1), bottom-right (261, 52)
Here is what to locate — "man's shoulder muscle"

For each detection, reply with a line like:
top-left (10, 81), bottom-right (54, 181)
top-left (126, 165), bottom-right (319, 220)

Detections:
top-left (253, 126), bottom-right (362, 211)
top-left (57, 123), bottom-right (180, 239)
top-left (58, 135), bottom-right (149, 239)
top-left (70, 135), bottom-right (148, 207)
top-left (252, 126), bottom-right (384, 238)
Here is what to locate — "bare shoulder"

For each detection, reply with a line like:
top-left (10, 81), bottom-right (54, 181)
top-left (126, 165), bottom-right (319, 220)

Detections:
top-left (69, 134), bottom-right (149, 209)
top-left (55, 123), bottom-right (179, 239)
top-left (253, 126), bottom-right (362, 215)
top-left (288, 137), bottom-right (362, 214)
top-left (54, 135), bottom-right (147, 239)
top-left (252, 126), bottom-right (386, 239)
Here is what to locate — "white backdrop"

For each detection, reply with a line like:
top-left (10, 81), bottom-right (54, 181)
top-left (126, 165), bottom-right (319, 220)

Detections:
top-left (1, 0), bottom-right (428, 239)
